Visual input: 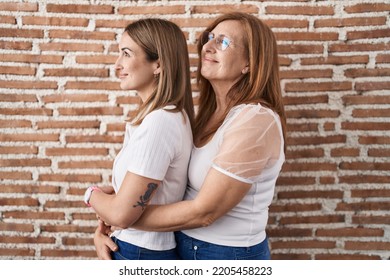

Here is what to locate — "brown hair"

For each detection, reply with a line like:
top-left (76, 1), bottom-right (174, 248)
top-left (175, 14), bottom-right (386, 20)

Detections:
top-left (124, 18), bottom-right (194, 129)
top-left (195, 12), bottom-right (286, 150)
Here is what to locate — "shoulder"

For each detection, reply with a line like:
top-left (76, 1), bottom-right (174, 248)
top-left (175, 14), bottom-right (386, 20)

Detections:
top-left (224, 103), bottom-right (280, 129)
top-left (142, 107), bottom-right (182, 127)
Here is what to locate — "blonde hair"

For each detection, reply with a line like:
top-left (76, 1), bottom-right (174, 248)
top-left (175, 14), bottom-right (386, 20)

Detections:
top-left (195, 13), bottom-right (286, 150)
top-left (124, 18), bottom-right (194, 129)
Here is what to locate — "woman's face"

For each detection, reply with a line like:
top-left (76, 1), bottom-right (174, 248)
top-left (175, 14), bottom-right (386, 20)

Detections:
top-left (200, 20), bottom-right (249, 87)
top-left (115, 32), bottom-right (159, 101)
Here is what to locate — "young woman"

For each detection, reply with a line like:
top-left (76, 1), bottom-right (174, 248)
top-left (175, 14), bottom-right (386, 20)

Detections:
top-left (85, 18), bottom-right (194, 260)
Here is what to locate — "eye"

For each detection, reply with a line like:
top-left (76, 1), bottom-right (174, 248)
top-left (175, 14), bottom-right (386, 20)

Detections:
top-left (207, 33), bottom-right (214, 42)
top-left (122, 50), bottom-right (131, 57)
top-left (221, 37), bottom-right (230, 50)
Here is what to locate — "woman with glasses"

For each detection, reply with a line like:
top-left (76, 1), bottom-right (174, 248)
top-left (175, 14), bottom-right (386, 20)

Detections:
top-left (96, 12), bottom-right (286, 260)
top-left (86, 18), bottom-right (194, 260)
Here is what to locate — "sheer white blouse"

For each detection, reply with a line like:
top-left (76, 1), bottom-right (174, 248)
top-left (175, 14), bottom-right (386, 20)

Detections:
top-left (183, 103), bottom-right (285, 247)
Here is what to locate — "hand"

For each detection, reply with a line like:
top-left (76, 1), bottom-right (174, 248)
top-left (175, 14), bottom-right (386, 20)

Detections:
top-left (94, 220), bottom-right (118, 260)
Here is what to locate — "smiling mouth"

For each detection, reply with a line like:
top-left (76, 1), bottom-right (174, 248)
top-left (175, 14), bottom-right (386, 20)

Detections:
top-left (203, 57), bottom-right (218, 63)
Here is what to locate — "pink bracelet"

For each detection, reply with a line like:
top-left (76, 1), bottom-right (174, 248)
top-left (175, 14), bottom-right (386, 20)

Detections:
top-left (84, 186), bottom-right (102, 207)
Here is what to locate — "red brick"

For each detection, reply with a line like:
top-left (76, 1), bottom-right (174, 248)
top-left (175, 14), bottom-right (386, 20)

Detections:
top-left (22, 16), bottom-right (88, 27)
top-left (265, 19), bottom-right (308, 28)
top-left (377, 54), bottom-right (390, 63)
top-left (0, 222), bottom-right (34, 232)
top-left (0, 248), bottom-right (35, 257)
top-left (352, 215), bottom-right (390, 225)
top-left (342, 122), bottom-right (390, 131)
top-left (347, 29), bottom-right (390, 40)
top-left (62, 237), bottom-right (94, 246)
top-left (280, 69), bottom-right (332, 79)
top-left (286, 123), bottom-right (319, 132)
top-left (49, 30), bottom-right (116, 41)
top-left (0, 236), bottom-right (55, 244)
top-left (271, 253), bottom-right (311, 260)
top-left (1, 53), bottom-right (63, 64)
top-left (329, 42), bottom-right (389, 53)
top-left (276, 176), bottom-right (316, 186)
top-left (0, 66), bottom-right (36, 75)
top-left (4, 211), bottom-right (64, 220)
top-left (336, 202), bottom-right (390, 211)
top-left (266, 5), bottom-right (334, 15)
top-left (286, 148), bottom-right (324, 159)
top-left (368, 148), bottom-right (390, 157)
top-left (0, 120), bottom-right (32, 128)
top-left (352, 108), bottom-right (390, 118)
top-left (359, 136), bottom-right (390, 145)
top-left (65, 135), bottom-right (123, 144)
top-left (282, 162), bottom-right (337, 172)
top-left (301, 55), bottom-right (369, 65)
top-left (355, 82), bottom-right (390, 91)
top-left (316, 227), bottom-right (384, 237)
top-left (287, 109), bottom-right (340, 118)
top-left (0, 133), bottom-right (59, 142)
top-left (119, 5), bottom-right (185, 15)
top-left (0, 2), bottom-right (38, 11)
top-left (0, 184), bottom-right (60, 194)
top-left (275, 32), bottom-right (338, 41)
top-left (344, 3), bottom-right (390, 13)
top-left (0, 171), bottom-right (32, 180)
top-left (331, 148), bottom-right (360, 157)
top-left (65, 81), bottom-right (119, 90)
top-left (43, 94), bottom-right (108, 103)
top-left (37, 121), bottom-right (100, 129)
top-left (0, 159), bottom-right (51, 167)
top-left (0, 146), bottom-right (37, 154)
top-left (38, 174), bottom-right (101, 183)
top-left (267, 228), bottom-right (312, 237)
top-left (278, 190), bottom-right (343, 199)
top-left (270, 203), bottom-right (322, 212)
top-left (46, 4), bottom-right (114, 14)
top-left (315, 254), bottom-right (380, 260)
top-left (351, 189), bottom-right (390, 198)
top-left (0, 15), bottom-right (15, 24)
top-left (41, 225), bottom-right (96, 234)
top-left (192, 4), bottom-right (257, 14)
top-left (58, 160), bottom-right (112, 169)
top-left (285, 81), bottom-right (352, 92)
top-left (345, 68), bottom-right (390, 78)
top-left (0, 197), bottom-right (38, 206)
top-left (343, 95), bottom-right (390, 105)
top-left (340, 175), bottom-right (390, 184)
top-left (280, 215), bottom-right (345, 225)
top-left (45, 147), bottom-right (108, 157)
top-left (315, 17), bottom-right (386, 28)
top-left (41, 249), bottom-right (97, 258)
top-left (288, 135), bottom-right (347, 145)
top-left (40, 42), bottom-right (104, 52)
top-left (277, 44), bottom-right (323, 54)
top-left (345, 242), bottom-right (390, 251)
top-left (0, 28), bottom-right (43, 38)
top-left (76, 55), bottom-right (117, 64)
top-left (272, 240), bottom-right (336, 249)
top-left (44, 68), bottom-right (108, 77)
top-left (0, 108), bottom-right (53, 116)
top-left (0, 40), bottom-right (32, 50)
top-left (58, 107), bottom-right (123, 116)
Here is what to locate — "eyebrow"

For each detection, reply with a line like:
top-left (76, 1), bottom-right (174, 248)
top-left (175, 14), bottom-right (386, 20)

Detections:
top-left (121, 47), bottom-right (133, 52)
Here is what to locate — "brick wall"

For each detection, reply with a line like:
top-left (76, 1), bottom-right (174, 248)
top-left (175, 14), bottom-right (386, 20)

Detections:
top-left (0, 0), bottom-right (389, 260)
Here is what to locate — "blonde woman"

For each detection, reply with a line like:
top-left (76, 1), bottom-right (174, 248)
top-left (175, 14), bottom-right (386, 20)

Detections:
top-left (85, 18), bottom-right (194, 260)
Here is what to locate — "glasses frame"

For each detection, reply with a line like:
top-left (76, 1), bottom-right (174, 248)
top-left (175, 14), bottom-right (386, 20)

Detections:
top-left (200, 31), bottom-right (234, 51)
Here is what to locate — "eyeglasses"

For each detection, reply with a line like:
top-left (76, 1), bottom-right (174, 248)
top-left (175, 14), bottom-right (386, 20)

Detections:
top-left (200, 31), bottom-right (234, 51)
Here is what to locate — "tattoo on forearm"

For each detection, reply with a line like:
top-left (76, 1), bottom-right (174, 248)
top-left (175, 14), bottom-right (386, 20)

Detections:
top-left (133, 183), bottom-right (158, 210)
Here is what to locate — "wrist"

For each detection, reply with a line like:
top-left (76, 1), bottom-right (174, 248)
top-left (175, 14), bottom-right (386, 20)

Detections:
top-left (84, 186), bottom-right (101, 207)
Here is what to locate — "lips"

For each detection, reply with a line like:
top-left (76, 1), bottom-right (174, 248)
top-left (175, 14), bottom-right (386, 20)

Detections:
top-left (118, 73), bottom-right (128, 79)
top-left (203, 56), bottom-right (218, 63)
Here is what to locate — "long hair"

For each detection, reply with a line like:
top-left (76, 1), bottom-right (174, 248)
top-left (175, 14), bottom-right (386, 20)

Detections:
top-left (195, 12), bottom-right (286, 150)
top-left (124, 18), bottom-right (194, 130)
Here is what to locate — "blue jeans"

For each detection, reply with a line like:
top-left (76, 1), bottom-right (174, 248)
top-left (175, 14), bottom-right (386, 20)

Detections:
top-left (111, 236), bottom-right (179, 260)
top-left (175, 231), bottom-right (271, 260)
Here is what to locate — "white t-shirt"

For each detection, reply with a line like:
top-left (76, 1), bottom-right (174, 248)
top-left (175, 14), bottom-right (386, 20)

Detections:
top-left (111, 106), bottom-right (193, 250)
top-left (183, 104), bottom-right (285, 247)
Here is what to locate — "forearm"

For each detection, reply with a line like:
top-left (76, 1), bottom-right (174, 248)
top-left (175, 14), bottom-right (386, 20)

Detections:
top-left (132, 200), bottom-right (210, 232)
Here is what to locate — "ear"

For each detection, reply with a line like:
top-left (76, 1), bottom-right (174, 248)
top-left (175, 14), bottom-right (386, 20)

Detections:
top-left (153, 59), bottom-right (161, 75)
top-left (241, 66), bottom-right (249, 74)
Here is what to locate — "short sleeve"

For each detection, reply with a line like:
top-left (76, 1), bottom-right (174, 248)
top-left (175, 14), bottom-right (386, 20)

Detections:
top-left (126, 110), bottom-right (179, 180)
top-left (212, 105), bottom-right (283, 184)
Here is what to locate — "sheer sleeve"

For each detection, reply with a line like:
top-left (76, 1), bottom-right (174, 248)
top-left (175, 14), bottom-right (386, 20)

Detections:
top-left (212, 105), bottom-right (283, 184)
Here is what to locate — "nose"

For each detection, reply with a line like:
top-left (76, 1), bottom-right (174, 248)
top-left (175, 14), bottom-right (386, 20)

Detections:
top-left (114, 55), bottom-right (122, 71)
top-left (202, 39), bottom-right (216, 53)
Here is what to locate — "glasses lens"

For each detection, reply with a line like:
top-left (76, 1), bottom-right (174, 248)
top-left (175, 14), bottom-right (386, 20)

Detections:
top-left (201, 32), bottom-right (213, 45)
top-left (219, 36), bottom-right (230, 51)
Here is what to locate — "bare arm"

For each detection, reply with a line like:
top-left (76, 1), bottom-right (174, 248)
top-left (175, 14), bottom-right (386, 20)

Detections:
top-left (131, 168), bottom-right (252, 232)
top-left (89, 171), bottom-right (160, 229)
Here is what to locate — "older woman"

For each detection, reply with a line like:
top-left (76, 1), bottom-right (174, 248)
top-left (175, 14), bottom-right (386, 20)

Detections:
top-left (95, 12), bottom-right (286, 260)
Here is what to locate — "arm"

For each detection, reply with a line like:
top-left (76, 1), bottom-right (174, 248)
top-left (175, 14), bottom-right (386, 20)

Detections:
top-left (132, 167), bottom-right (252, 232)
top-left (89, 171), bottom-right (160, 229)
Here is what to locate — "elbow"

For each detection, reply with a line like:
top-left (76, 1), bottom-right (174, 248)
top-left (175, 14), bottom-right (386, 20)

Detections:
top-left (111, 213), bottom-right (138, 229)
top-left (192, 205), bottom-right (218, 228)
